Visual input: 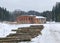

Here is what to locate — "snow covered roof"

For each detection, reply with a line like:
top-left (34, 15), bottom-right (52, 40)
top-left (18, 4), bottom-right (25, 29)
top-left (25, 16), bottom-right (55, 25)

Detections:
top-left (36, 16), bottom-right (45, 18)
top-left (20, 15), bottom-right (36, 16)
top-left (20, 15), bottom-right (46, 18)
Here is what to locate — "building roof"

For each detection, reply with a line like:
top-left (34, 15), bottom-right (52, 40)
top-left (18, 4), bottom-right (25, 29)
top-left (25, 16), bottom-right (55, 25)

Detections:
top-left (36, 16), bottom-right (46, 18)
top-left (20, 15), bottom-right (36, 16)
top-left (18, 15), bottom-right (46, 18)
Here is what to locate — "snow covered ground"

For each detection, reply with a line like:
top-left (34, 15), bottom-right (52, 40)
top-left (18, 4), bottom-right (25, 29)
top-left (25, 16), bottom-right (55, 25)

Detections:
top-left (0, 22), bottom-right (60, 43)
top-left (0, 22), bottom-right (31, 37)
top-left (32, 22), bottom-right (60, 43)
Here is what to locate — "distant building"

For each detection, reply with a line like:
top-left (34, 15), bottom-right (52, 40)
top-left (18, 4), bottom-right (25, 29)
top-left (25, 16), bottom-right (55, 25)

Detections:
top-left (16, 15), bottom-right (46, 24)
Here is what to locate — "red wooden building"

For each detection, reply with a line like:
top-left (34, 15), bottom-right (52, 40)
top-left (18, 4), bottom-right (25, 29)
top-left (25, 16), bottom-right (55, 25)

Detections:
top-left (16, 15), bottom-right (46, 24)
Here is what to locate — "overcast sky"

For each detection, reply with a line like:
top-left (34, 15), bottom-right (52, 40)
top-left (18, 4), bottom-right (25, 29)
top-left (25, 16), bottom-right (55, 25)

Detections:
top-left (0, 0), bottom-right (60, 12)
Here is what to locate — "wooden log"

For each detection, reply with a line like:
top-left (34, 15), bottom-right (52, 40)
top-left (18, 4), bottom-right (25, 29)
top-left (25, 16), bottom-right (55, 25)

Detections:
top-left (0, 25), bottom-right (44, 43)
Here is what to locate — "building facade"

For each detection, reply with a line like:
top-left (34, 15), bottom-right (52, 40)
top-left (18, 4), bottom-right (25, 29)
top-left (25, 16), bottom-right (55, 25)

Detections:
top-left (16, 15), bottom-right (46, 24)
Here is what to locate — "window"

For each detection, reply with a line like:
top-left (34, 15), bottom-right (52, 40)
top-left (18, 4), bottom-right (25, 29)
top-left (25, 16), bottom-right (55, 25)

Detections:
top-left (29, 17), bottom-right (32, 20)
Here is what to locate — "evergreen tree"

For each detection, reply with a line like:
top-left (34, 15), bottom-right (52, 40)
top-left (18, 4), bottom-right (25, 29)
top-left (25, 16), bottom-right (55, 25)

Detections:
top-left (52, 2), bottom-right (60, 22)
top-left (0, 7), bottom-right (10, 21)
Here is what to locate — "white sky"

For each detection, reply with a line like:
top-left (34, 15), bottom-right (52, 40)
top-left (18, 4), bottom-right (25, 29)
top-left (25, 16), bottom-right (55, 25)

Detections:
top-left (0, 0), bottom-right (60, 12)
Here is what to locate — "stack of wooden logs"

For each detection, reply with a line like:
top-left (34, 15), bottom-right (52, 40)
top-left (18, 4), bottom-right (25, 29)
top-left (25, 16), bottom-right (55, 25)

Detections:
top-left (0, 25), bottom-right (44, 43)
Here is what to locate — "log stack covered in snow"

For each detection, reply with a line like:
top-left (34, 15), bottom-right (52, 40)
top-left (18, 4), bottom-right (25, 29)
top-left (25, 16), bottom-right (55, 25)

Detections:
top-left (0, 25), bottom-right (44, 43)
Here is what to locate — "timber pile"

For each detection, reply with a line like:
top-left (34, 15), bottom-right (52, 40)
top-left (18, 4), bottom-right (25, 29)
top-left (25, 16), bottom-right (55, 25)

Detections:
top-left (0, 25), bottom-right (44, 43)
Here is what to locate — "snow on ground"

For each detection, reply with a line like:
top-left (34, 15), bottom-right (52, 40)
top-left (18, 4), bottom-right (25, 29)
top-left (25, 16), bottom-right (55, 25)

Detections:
top-left (0, 22), bottom-right (41, 37)
top-left (0, 22), bottom-right (60, 43)
top-left (32, 23), bottom-right (60, 43)
top-left (0, 22), bottom-right (31, 37)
